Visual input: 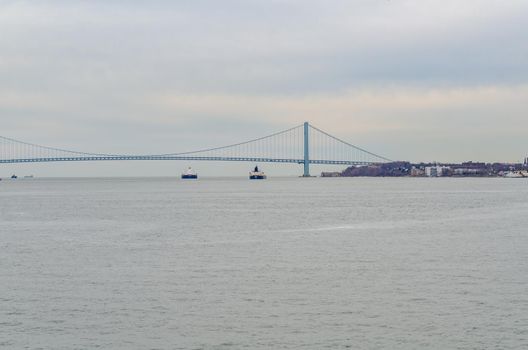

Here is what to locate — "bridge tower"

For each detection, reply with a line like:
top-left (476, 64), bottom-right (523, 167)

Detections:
top-left (303, 121), bottom-right (310, 177)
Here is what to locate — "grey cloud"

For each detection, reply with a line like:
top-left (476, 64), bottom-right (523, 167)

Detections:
top-left (1, 0), bottom-right (528, 176)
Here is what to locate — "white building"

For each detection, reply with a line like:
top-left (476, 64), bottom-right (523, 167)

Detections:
top-left (425, 166), bottom-right (449, 177)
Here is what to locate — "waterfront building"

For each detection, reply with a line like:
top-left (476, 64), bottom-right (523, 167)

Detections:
top-left (410, 167), bottom-right (425, 177)
top-left (425, 166), bottom-right (450, 177)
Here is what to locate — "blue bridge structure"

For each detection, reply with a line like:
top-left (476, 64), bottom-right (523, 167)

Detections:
top-left (0, 122), bottom-right (391, 176)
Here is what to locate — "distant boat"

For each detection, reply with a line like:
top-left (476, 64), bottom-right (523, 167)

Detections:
top-left (249, 165), bottom-right (266, 180)
top-left (181, 167), bottom-right (198, 179)
top-left (11, 174), bottom-right (17, 179)
top-left (503, 171), bottom-right (527, 178)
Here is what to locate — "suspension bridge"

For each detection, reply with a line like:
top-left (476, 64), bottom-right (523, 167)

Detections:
top-left (0, 122), bottom-right (391, 176)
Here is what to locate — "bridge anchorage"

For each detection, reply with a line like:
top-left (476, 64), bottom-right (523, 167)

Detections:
top-left (0, 122), bottom-right (391, 176)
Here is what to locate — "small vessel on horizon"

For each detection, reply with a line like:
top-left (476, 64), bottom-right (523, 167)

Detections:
top-left (503, 171), bottom-right (528, 178)
top-left (181, 167), bottom-right (198, 179)
top-left (249, 165), bottom-right (266, 180)
top-left (11, 174), bottom-right (17, 179)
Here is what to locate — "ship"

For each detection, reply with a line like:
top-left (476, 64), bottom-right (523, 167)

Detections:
top-left (503, 171), bottom-right (528, 178)
top-left (249, 165), bottom-right (266, 180)
top-left (11, 174), bottom-right (17, 179)
top-left (181, 167), bottom-right (198, 179)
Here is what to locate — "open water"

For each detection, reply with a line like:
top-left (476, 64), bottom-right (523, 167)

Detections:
top-left (1, 177), bottom-right (528, 349)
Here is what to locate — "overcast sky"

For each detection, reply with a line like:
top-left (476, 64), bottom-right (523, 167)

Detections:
top-left (1, 0), bottom-right (527, 176)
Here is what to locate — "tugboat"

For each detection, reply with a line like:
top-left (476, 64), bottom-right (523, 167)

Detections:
top-left (181, 167), bottom-right (198, 179)
top-left (249, 165), bottom-right (266, 180)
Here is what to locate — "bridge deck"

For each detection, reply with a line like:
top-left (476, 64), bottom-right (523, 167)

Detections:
top-left (0, 156), bottom-right (373, 166)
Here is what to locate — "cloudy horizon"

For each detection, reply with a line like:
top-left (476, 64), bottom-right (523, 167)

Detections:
top-left (1, 0), bottom-right (527, 176)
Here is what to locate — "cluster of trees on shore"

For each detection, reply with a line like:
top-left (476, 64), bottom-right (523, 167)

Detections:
top-left (341, 161), bottom-right (411, 177)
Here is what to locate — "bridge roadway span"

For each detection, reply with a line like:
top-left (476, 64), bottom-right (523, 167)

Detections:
top-left (0, 156), bottom-right (372, 166)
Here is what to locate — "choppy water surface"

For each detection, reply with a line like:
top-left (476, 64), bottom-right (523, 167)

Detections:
top-left (1, 177), bottom-right (528, 349)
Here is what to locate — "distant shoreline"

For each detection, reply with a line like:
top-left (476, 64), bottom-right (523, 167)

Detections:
top-left (323, 160), bottom-right (528, 178)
